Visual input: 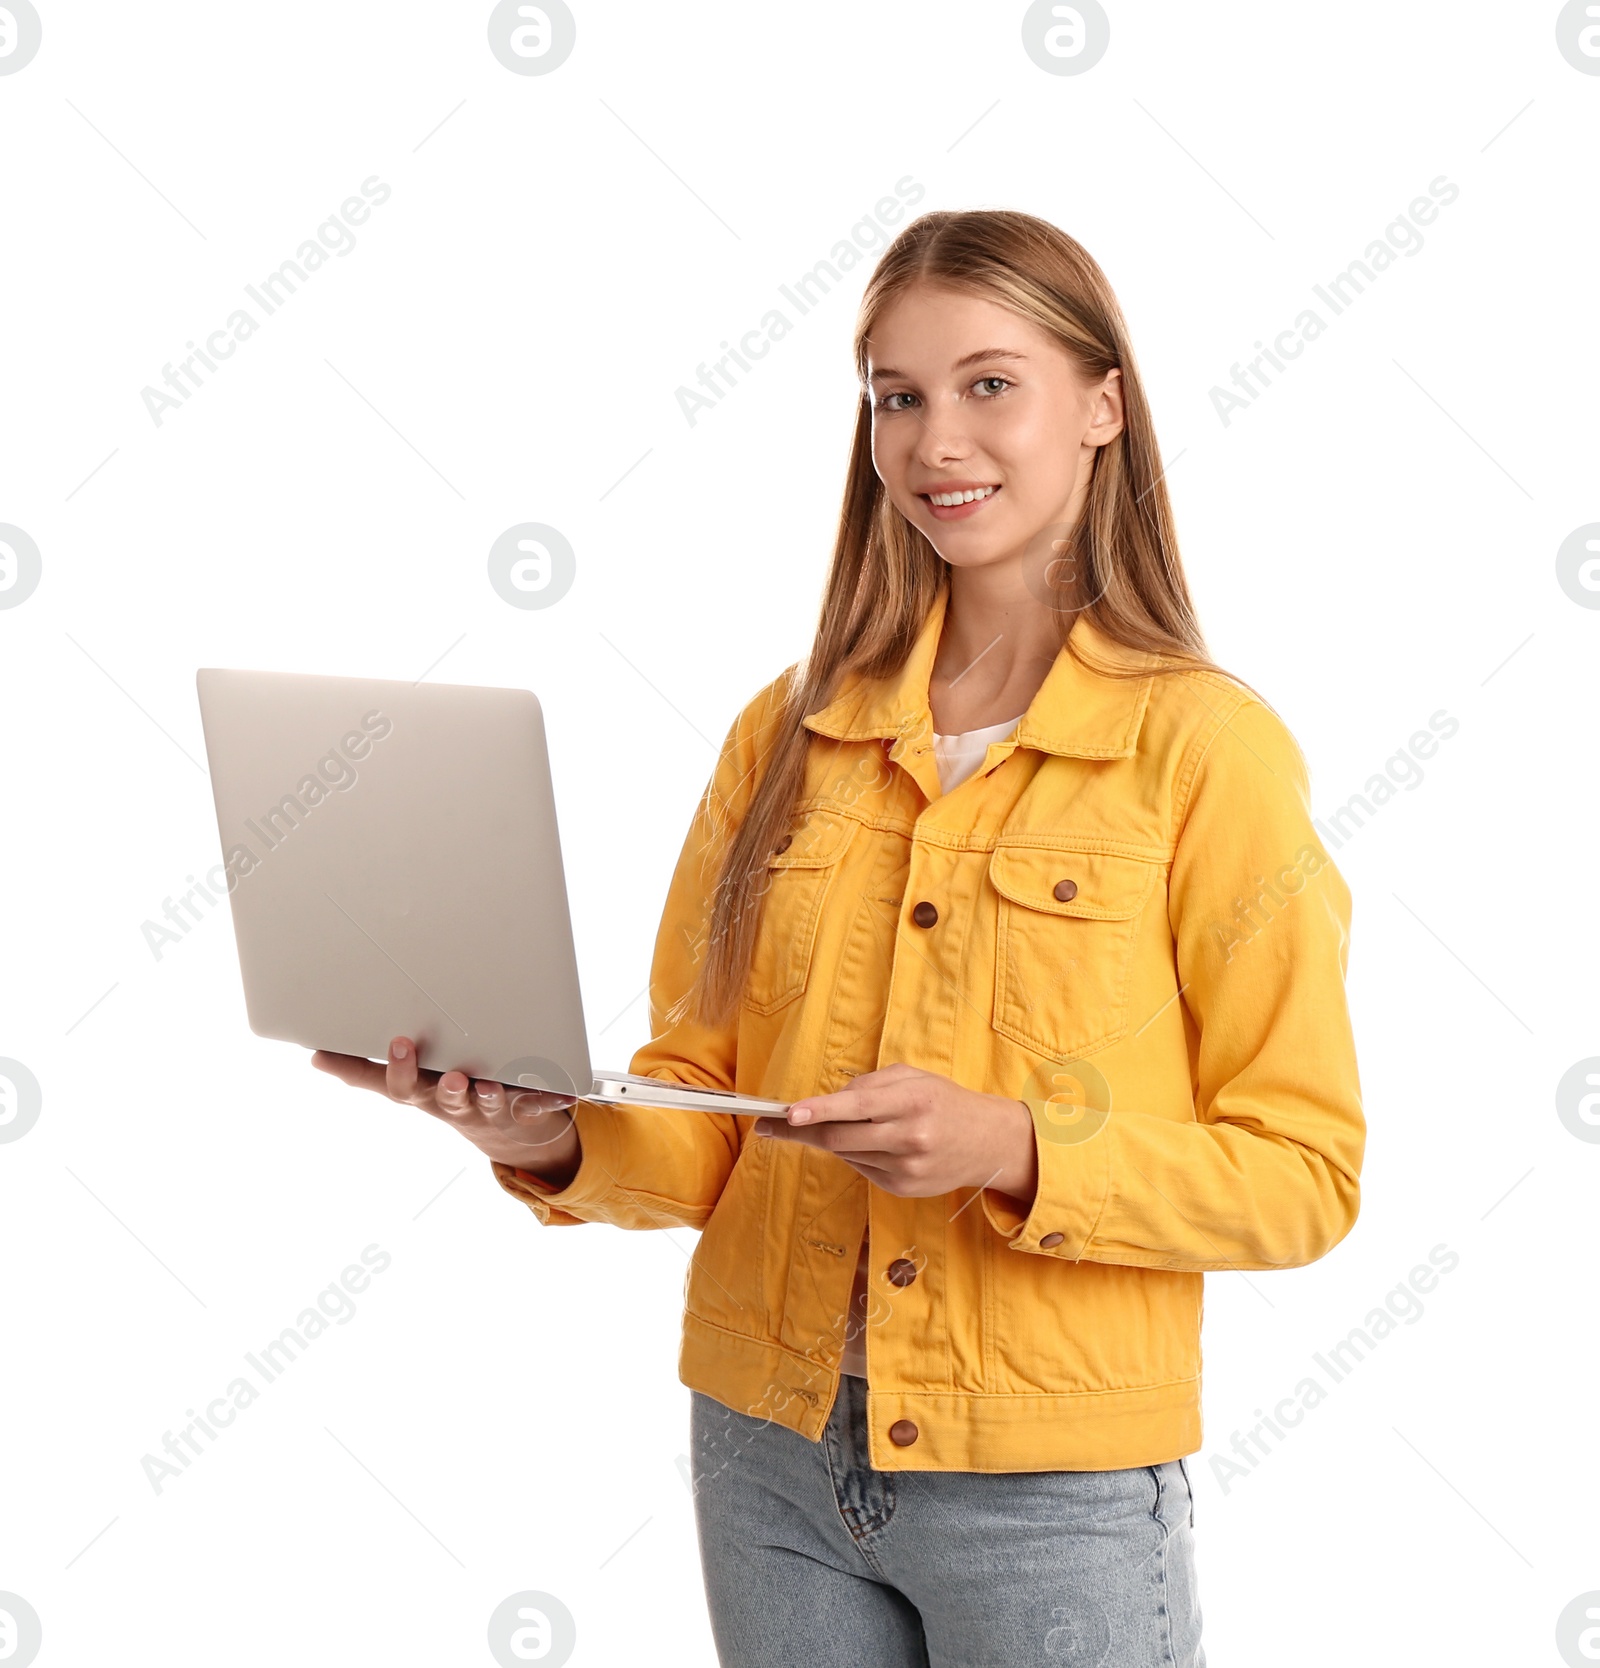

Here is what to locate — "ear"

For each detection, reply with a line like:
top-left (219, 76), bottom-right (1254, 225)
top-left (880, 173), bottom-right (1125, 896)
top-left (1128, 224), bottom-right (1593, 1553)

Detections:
top-left (1084, 367), bottom-right (1125, 449)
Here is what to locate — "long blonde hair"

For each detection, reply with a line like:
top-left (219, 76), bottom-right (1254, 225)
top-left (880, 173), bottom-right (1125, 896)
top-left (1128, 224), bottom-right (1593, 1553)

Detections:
top-left (679, 208), bottom-right (1249, 1031)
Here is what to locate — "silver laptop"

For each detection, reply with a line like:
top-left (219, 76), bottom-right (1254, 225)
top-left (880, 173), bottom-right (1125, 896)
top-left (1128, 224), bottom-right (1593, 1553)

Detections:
top-left (195, 668), bottom-right (787, 1117)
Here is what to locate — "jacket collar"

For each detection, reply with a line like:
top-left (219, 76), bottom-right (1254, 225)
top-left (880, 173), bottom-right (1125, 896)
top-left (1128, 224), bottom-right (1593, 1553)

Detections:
top-left (801, 581), bottom-right (1157, 762)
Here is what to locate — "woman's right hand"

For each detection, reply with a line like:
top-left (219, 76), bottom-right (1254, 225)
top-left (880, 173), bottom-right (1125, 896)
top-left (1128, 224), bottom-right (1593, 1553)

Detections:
top-left (312, 1035), bottom-right (583, 1187)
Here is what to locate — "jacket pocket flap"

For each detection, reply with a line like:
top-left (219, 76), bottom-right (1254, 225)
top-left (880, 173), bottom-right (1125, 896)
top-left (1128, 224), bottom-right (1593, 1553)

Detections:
top-left (988, 845), bottom-right (1161, 920)
top-left (768, 812), bottom-right (860, 870)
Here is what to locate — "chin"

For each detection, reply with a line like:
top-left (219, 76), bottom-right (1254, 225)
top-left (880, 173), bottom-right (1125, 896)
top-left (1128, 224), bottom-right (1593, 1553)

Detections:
top-left (933, 541), bottom-right (1011, 570)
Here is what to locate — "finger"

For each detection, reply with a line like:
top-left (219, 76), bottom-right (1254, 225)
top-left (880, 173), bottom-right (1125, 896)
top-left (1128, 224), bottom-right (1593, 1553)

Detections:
top-left (754, 1117), bottom-right (906, 1159)
top-left (391, 1039), bottom-right (452, 1106)
top-left (311, 1050), bottom-right (390, 1093)
top-left (475, 1079), bottom-right (576, 1140)
top-left (785, 1079), bottom-right (920, 1129)
top-left (779, 1086), bottom-right (873, 1127)
top-left (470, 1078), bottom-right (508, 1124)
top-left (837, 1154), bottom-right (900, 1189)
top-left (752, 1116), bottom-right (789, 1141)
top-left (385, 1036), bottom-right (424, 1100)
top-left (815, 1122), bottom-right (916, 1154)
top-left (765, 1117), bottom-right (891, 1154)
top-left (502, 1085), bottom-right (579, 1124)
top-left (434, 1069), bottom-right (475, 1119)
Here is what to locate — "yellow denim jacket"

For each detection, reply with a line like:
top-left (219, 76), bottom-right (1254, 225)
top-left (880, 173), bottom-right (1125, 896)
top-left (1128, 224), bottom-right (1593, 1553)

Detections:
top-left (494, 583), bottom-right (1364, 1472)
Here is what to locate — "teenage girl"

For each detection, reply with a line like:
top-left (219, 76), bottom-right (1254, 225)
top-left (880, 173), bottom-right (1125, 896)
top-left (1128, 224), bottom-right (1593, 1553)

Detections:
top-left (316, 208), bottom-right (1365, 1667)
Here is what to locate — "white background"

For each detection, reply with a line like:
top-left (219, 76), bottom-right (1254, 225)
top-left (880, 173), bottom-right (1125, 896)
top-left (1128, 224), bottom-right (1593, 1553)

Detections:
top-left (2, 2), bottom-right (1596, 1664)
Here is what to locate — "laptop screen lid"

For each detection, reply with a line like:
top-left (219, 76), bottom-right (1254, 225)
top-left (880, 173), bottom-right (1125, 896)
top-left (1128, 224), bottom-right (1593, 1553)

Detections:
top-left (196, 667), bottom-right (595, 1094)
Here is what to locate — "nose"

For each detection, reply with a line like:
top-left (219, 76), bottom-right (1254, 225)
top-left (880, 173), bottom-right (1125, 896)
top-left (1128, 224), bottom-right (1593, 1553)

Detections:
top-left (910, 400), bottom-right (977, 469)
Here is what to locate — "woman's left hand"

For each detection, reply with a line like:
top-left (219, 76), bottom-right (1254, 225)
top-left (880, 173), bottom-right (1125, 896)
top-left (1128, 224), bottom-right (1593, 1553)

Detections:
top-left (752, 1062), bottom-right (1038, 1208)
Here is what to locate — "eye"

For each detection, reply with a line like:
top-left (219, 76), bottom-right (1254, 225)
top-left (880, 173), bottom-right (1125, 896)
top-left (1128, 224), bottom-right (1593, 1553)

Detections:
top-left (975, 376), bottom-right (1012, 396)
top-left (874, 390), bottom-right (917, 412)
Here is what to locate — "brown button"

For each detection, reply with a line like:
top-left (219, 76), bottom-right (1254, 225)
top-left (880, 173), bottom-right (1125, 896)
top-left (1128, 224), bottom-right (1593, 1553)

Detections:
top-left (888, 1418), bottom-right (919, 1446)
top-left (1052, 878), bottom-right (1078, 902)
top-left (773, 833), bottom-right (793, 855)
top-left (886, 1257), bottom-right (918, 1288)
top-left (1039, 1231), bottom-right (1065, 1248)
top-left (911, 901), bottom-right (938, 927)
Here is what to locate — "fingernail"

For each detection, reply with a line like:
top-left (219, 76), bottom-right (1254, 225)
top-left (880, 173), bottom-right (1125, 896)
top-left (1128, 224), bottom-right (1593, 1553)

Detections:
top-left (392, 1041), bottom-right (408, 1059)
top-left (790, 1106), bottom-right (811, 1123)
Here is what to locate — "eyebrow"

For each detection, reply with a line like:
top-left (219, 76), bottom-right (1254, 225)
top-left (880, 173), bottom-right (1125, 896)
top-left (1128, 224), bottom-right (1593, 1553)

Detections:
top-left (866, 348), bottom-right (1029, 384)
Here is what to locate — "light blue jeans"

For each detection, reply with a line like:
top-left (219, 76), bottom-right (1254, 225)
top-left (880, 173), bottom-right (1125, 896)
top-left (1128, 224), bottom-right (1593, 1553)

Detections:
top-left (690, 1375), bottom-right (1205, 1667)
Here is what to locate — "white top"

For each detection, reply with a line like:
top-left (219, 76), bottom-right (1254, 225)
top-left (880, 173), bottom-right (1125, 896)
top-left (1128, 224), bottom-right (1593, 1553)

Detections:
top-left (838, 710), bottom-right (1026, 1378)
top-left (931, 712), bottom-right (1028, 796)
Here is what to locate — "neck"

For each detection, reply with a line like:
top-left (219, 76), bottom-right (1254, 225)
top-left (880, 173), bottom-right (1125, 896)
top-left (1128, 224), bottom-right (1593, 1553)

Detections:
top-left (929, 565), bottom-right (1070, 734)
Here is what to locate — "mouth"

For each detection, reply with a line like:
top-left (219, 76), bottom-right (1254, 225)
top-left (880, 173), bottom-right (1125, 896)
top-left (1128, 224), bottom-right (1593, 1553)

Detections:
top-left (919, 484), bottom-right (1000, 521)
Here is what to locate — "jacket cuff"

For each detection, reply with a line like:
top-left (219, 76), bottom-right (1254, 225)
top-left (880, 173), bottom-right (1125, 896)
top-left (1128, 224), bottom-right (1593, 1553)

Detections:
top-left (980, 1098), bottom-right (1112, 1258)
top-left (489, 1102), bottom-right (615, 1226)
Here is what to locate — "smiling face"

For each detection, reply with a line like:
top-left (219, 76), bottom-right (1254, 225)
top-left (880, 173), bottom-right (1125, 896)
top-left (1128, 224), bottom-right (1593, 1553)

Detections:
top-left (865, 281), bottom-right (1124, 587)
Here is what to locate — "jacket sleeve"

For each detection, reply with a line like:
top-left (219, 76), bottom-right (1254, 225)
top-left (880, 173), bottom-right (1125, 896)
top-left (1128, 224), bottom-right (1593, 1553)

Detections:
top-left (491, 679), bottom-right (785, 1232)
top-left (981, 694), bottom-right (1365, 1272)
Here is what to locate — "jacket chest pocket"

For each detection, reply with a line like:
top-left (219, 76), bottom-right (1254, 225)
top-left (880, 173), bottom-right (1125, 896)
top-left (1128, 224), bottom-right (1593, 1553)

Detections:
top-left (988, 845), bottom-right (1165, 1059)
top-left (743, 813), bottom-right (860, 1015)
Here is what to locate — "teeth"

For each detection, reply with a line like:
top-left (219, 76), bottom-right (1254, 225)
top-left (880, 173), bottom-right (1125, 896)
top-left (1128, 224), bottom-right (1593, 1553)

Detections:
top-left (928, 486), bottom-right (996, 507)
